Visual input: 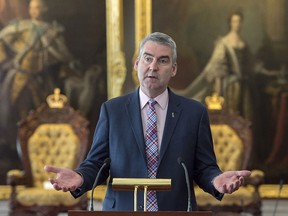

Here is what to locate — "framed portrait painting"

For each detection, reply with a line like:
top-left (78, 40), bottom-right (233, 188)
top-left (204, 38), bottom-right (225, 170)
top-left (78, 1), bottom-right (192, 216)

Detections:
top-left (0, 0), bottom-right (107, 185)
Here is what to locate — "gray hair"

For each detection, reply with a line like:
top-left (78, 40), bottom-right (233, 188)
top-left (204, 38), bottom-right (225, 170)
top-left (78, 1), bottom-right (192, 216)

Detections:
top-left (138, 32), bottom-right (177, 63)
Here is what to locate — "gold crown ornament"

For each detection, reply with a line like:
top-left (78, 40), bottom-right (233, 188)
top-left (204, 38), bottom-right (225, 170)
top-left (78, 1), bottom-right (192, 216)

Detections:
top-left (205, 92), bottom-right (224, 110)
top-left (46, 88), bottom-right (67, 108)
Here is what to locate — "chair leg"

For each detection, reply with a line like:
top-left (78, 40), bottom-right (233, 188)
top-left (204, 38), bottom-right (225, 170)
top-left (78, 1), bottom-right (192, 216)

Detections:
top-left (245, 203), bottom-right (262, 216)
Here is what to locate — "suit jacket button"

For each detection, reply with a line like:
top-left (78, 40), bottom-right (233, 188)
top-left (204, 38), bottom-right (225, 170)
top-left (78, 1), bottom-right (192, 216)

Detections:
top-left (138, 205), bottom-right (143, 210)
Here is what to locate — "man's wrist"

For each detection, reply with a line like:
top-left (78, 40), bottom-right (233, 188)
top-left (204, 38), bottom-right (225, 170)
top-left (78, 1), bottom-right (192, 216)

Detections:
top-left (75, 171), bottom-right (84, 187)
top-left (211, 173), bottom-right (223, 193)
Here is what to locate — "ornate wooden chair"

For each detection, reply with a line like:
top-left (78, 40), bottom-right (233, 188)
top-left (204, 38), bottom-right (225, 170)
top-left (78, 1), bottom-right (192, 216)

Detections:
top-left (194, 93), bottom-right (264, 216)
top-left (7, 88), bottom-right (90, 216)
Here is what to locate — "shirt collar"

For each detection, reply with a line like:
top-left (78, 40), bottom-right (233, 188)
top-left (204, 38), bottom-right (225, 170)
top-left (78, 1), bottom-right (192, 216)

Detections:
top-left (139, 88), bottom-right (169, 110)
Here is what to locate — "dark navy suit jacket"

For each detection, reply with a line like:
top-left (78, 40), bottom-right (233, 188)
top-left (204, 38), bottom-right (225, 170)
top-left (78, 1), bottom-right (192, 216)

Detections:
top-left (73, 88), bottom-right (222, 211)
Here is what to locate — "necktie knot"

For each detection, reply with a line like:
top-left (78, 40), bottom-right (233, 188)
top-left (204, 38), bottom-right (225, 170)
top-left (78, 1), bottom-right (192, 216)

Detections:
top-left (148, 99), bottom-right (157, 107)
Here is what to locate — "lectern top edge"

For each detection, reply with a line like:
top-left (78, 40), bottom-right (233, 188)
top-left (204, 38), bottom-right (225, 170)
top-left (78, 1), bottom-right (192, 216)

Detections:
top-left (112, 178), bottom-right (171, 186)
top-left (112, 178), bottom-right (171, 191)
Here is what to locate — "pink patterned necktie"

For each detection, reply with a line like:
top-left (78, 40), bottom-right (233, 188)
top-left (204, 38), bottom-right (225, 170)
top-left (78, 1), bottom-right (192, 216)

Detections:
top-left (145, 99), bottom-right (159, 211)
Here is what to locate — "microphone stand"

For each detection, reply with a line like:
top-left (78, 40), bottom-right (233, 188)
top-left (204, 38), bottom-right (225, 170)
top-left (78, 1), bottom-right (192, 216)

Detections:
top-left (89, 158), bottom-right (111, 211)
top-left (178, 157), bottom-right (192, 212)
top-left (272, 179), bottom-right (284, 216)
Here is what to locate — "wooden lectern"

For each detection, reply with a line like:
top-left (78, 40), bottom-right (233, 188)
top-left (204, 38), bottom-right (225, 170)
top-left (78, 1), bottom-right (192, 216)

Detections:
top-left (112, 178), bottom-right (172, 211)
top-left (68, 211), bottom-right (212, 216)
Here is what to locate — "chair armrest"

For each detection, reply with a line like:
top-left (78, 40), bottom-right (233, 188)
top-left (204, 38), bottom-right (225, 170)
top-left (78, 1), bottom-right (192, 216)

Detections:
top-left (245, 169), bottom-right (265, 188)
top-left (7, 169), bottom-right (26, 186)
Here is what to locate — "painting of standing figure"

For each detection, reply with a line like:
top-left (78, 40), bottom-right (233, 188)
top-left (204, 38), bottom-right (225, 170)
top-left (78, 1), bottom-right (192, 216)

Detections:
top-left (152, 0), bottom-right (288, 183)
top-left (0, 0), bottom-right (107, 184)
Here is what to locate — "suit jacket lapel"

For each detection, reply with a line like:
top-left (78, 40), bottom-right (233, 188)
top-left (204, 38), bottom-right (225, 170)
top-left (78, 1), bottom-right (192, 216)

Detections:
top-left (125, 90), bottom-right (147, 163)
top-left (159, 90), bottom-right (182, 165)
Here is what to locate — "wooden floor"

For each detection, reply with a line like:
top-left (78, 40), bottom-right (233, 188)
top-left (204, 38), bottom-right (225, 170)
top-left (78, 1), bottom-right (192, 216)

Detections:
top-left (0, 199), bottom-right (288, 216)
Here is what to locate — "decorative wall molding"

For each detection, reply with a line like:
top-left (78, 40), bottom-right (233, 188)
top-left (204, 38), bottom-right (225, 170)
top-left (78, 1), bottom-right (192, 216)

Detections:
top-left (106, 0), bottom-right (127, 99)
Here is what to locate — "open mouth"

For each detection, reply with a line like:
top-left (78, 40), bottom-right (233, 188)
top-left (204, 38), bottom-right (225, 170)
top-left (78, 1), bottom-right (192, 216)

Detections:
top-left (147, 75), bottom-right (157, 79)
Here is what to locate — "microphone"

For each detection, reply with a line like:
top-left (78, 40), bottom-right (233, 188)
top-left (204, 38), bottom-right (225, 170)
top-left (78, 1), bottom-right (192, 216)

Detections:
top-left (178, 157), bottom-right (192, 212)
top-left (272, 179), bottom-right (284, 216)
top-left (89, 158), bottom-right (111, 211)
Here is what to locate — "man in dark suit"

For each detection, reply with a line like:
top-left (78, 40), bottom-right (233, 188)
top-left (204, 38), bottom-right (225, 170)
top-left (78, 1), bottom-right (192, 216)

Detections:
top-left (44, 32), bottom-right (251, 211)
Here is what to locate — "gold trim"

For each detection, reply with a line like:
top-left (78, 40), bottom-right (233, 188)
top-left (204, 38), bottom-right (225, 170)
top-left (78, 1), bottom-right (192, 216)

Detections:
top-left (259, 184), bottom-right (288, 199)
top-left (106, 0), bottom-right (127, 99)
top-left (135, 0), bottom-right (152, 48)
top-left (132, 0), bottom-right (152, 86)
top-left (0, 185), bottom-right (25, 200)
